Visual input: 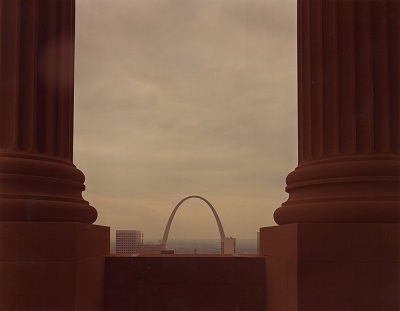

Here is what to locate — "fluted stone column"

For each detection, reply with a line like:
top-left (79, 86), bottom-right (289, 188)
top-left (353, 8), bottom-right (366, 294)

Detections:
top-left (274, 0), bottom-right (400, 224)
top-left (0, 0), bottom-right (97, 223)
top-left (0, 2), bottom-right (109, 310)
top-left (261, 1), bottom-right (400, 309)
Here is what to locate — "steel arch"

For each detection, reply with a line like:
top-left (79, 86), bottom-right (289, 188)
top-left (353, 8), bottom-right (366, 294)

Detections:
top-left (161, 195), bottom-right (226, 250)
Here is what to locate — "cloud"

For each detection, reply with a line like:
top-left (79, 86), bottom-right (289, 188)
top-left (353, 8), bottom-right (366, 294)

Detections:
top-left (74, 0), bottom-right (297, 239)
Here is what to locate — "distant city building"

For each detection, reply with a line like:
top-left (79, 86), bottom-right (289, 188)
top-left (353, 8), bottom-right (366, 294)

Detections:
top-left (116, 230), bottom-right (164, 254)
top-left (257, 231), bottom-right (260, 255)
top-left (220, 237), bottom-right (236, 254)
top-left (161, 250), bottom-right (175, 254)
top-left (116, 230), bottom-right (142, 254)
top-left (139, 242), bottom-right (162, 254)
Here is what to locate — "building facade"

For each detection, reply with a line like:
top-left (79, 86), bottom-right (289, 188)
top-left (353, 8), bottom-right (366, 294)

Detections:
top-left (221, 237), bottom-right (236, 254)
top-left (139, 242), bottom-right (163, 254)
top-left (116, 230), bottom-right (142, 254)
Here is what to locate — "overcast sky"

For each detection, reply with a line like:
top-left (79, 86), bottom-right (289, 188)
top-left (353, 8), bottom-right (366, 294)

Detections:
top-left (73, 0), bottom-right (297, 241)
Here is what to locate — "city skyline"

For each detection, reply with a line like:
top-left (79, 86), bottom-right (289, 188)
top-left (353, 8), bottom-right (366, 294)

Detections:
top-left (73, 0), bottom-right (297, 239)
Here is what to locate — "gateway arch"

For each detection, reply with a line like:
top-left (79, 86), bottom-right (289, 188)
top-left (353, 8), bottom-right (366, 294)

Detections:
top-left (161, 196), bottom-right (225, 250)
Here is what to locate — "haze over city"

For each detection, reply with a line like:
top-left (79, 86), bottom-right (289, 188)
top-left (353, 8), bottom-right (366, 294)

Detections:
top-left (73, 0), bottom-right (297, 240)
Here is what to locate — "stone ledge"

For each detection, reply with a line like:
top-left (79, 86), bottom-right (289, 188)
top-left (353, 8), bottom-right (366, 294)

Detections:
top-left (261, 223), bottom-right (400, 311)
top-left (260, 223), bottom-right (400, 262)
top-left (104, 255), bottom-right (265, 311)
top-left (0, 222), bottom-right (110, 262)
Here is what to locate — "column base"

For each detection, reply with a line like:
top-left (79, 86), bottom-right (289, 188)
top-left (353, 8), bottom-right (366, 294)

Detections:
top-left (0, 155), bottom-right (98, 223)
top-left (260, 223), bottom-right (400, 311)
top-left (0, 222), bottom-right (110, 311)
top-left (275, 154), bottom-right (400, 224)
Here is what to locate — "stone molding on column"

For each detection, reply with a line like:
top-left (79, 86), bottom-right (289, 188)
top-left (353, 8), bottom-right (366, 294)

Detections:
top-left (0, 0), bottom-right (97, 223)
top-left (274, 0), bottom-right (400, 224)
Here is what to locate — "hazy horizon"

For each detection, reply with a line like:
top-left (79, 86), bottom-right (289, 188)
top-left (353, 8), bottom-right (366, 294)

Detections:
top-left (73, 0), bottom-right (297, 239)
top-left (110, 237), bottom-right (258, 254)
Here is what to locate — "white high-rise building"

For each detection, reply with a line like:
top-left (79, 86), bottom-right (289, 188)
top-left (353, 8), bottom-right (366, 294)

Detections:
top-left (220, 237), bottom-right (236, 254)
top-left (116, 230), bottom-right (142, 254)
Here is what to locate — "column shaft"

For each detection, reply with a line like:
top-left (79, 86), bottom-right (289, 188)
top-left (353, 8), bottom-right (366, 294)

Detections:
top-left (274, 0), bottom-right (400, 224)
top-left (0, 0), bottom-right (96, 223)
